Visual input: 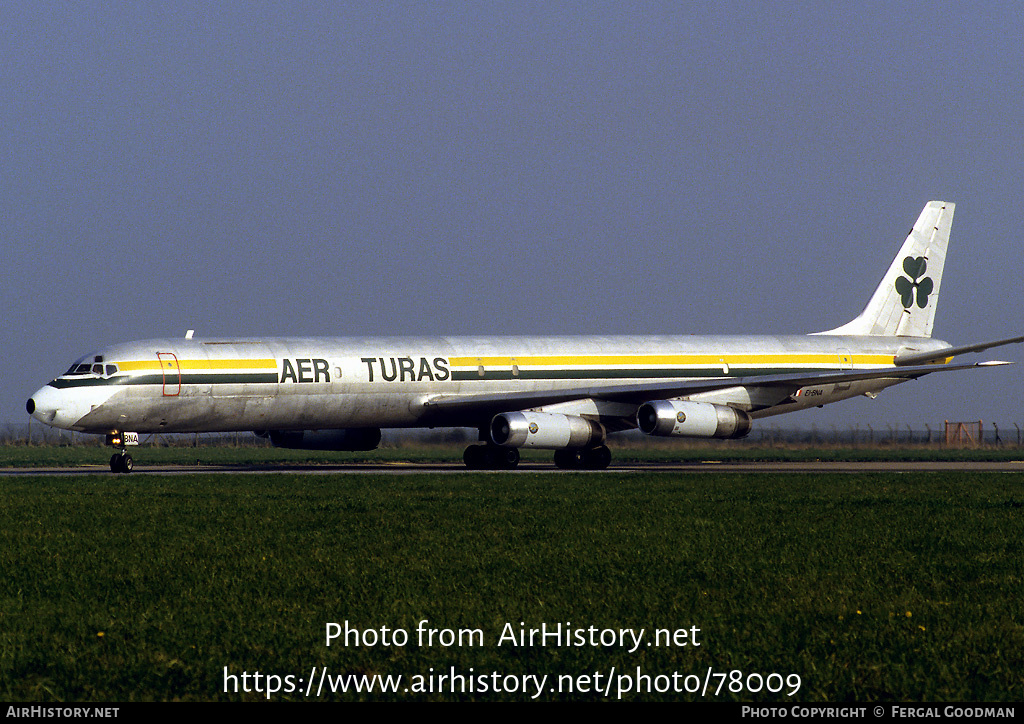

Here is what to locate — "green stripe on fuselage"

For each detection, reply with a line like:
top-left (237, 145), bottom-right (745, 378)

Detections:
top-left (49, 373), bottom-right (280, 389)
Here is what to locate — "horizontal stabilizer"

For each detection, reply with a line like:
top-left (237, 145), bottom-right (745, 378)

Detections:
top-left (894, 334), bottom-right (1024, 366)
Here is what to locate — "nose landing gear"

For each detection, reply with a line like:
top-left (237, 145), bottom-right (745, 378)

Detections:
top-left (106, 431), bottom-right (139, 474)
top-left (110, 452), bottom-right (134, 474)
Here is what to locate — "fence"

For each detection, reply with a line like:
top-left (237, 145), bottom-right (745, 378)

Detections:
top-left (755, 421), bottom-right (1022, 448)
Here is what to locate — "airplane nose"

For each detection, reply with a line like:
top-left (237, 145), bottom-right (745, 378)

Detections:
top-left (28, 385), bottom-right (64, 426)
top-left (29, 382), bottom-right (122, 431)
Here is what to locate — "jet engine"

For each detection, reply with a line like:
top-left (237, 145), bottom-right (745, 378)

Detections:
top-left (637, 400), bottom-right (751, 439)
top-left (257, 428), bottom-right (382, 451)
top-left (490, 411), bottom-right (605, 449)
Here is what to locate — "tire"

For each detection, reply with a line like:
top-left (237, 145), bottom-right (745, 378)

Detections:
top-left (583, 445), bottom-right (612, 470)
top-left (110, 454), bottom-right (133, 473)
top-left (488, 446), bottom-right (520, 470)
top-left (463, 445), bottom-right (487, 470)
top-left (553, 449), bottom-right (584, 469)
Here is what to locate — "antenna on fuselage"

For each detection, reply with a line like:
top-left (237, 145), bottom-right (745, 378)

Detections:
top-left (185, 329), bottom-right (194, 339)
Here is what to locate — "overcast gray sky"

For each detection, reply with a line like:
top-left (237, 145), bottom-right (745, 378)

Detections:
top-left (3, 2), bottom-right (1023, 431)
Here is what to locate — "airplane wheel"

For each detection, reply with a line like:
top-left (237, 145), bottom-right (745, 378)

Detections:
top-left (109, 454), bottom-right (133, 474)
top-left (553, 449), bottom-right (584, 469)
top-left (465, 445), bottom-right (520, 469)
top-left (583, 445), bottom-right (612, 470)
top-left (464, 444), bottom-right (487, 470)
top-left (488, 446), bottom-right (520, 470)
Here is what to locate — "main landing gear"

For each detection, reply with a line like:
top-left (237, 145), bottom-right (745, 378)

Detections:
top-left (553, 445), bottom-right (612, 470)
top-left (463, 444), bottom-right (520, 470)
top-left (462, 444), bottom-right (613, 470)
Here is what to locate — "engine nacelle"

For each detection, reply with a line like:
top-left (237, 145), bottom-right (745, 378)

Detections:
top-left (490, 412), bottom-right (605, 449)
top-left (637, 400), bottom-right (751, 439)
top-left (260, 428), bottom-right (382, 451)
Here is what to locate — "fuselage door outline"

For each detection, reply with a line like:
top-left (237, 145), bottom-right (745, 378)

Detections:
top-left (836, 348), bottom-right (854, 391)
top-left (157, 352), bottom-right (181, 397)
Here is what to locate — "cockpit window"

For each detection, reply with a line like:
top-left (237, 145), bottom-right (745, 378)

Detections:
top-left (63, 356), bottom-right (115, 377)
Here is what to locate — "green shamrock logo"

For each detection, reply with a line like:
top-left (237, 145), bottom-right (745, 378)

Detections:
top-left (894, 256), bottom-right (933, 309)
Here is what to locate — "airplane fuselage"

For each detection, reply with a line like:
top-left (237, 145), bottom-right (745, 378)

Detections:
top-left (29, 333), bottom-right (950, 436)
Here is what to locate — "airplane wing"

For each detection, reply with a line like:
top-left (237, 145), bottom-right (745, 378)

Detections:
top-left (421, 359), bottom-right (1010, 420)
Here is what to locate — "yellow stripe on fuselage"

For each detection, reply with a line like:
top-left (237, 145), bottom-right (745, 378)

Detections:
top-left (118, 359), bottom-right (278, 371)
top-left (447, 354), bottom-right (894, 367)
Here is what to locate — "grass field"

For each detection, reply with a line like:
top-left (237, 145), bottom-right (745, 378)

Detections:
top-left (1, 472), bottom-right (1022, 701)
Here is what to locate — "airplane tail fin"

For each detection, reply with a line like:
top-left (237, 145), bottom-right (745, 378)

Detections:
top-left (817, 201), bottom-right (955, 338)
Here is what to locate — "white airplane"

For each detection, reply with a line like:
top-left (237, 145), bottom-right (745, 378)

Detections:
top-left (27, 201), bottom-right (1023, 472)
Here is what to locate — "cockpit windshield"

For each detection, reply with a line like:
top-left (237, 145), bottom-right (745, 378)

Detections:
top-left (63, 355), bottom-right (118, 377)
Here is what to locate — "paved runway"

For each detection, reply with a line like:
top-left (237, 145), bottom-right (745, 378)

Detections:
top-left (3, 460), bottom-right (1024, 476)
